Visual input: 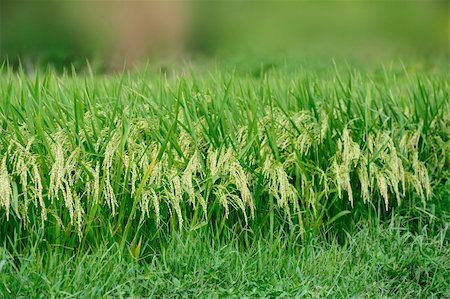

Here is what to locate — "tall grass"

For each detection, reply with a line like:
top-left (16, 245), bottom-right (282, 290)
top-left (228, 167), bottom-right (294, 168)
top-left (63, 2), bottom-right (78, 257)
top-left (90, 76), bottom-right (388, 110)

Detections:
top-left (0, 63), bottom-right (448, 252)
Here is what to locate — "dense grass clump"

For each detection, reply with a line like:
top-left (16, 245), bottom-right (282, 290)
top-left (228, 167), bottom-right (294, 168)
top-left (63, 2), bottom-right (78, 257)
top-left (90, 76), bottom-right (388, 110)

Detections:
top-left (0, 63), bottom-right (449, 251)
top-left (1, 222), bottom-right (449, 297)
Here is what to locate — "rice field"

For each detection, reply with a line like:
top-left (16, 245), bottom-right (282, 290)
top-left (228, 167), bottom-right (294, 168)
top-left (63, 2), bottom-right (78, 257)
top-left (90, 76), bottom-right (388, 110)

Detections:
top-left (0, 61), bottom-right (449, 297)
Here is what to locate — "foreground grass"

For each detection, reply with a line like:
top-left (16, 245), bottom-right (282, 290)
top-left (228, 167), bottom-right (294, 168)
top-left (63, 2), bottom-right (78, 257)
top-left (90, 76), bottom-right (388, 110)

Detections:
top-left (1, 221), bottom-right (449, 298)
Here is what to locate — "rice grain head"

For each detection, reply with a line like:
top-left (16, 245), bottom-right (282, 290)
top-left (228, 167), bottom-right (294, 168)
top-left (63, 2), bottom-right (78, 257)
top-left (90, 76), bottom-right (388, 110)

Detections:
top-left (102, 132), bottom-right (120, 214)
top-left (262, 158), bottom-right (298, 217)
top-left (225, 149), bottom-right (254, 220)
top-left (375, 169), bottom-right (389, 211)
top-left (169, 173), bottom-right (184, 231)
top-left (49, 137), bottom-right (66, 201)
top-left (332, 128), bottom-right (361, 207)
top-left (0, 156), bottom-right (12, 220)
top-left (357, 156), bottom-right (370, 204)
top-left (151, 189), bottom-right (160, 225)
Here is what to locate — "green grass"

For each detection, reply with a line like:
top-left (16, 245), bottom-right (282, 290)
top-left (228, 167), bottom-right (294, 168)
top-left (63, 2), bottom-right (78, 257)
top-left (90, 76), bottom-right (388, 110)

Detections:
top-left (1, 221), bottom-right (449, 298)
top-left (0, 60), bottom-right (449, 297)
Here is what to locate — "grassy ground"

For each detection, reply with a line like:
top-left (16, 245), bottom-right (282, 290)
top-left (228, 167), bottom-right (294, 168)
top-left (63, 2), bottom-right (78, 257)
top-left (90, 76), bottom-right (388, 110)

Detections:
top-left (1, 221), bottom-right (449, 298)
top-left (0, 60), bottom-right (449, 297)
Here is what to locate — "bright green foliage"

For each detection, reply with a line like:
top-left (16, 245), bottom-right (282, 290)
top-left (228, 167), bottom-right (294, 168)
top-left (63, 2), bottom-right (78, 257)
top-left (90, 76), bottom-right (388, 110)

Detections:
top-left (1, 223), bottom-right (449, 297)
top-left (0, 63), bottom-right (449, 248)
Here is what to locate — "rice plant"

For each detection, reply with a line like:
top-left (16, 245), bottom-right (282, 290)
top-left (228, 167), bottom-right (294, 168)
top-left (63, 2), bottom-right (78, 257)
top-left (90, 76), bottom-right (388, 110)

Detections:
top-left (0, 63), bottom-right (448, 249)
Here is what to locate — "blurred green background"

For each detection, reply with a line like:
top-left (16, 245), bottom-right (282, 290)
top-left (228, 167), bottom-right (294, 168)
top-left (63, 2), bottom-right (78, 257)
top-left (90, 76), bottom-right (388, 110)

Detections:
top-left (1, 1), bottom-right (448, 72)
